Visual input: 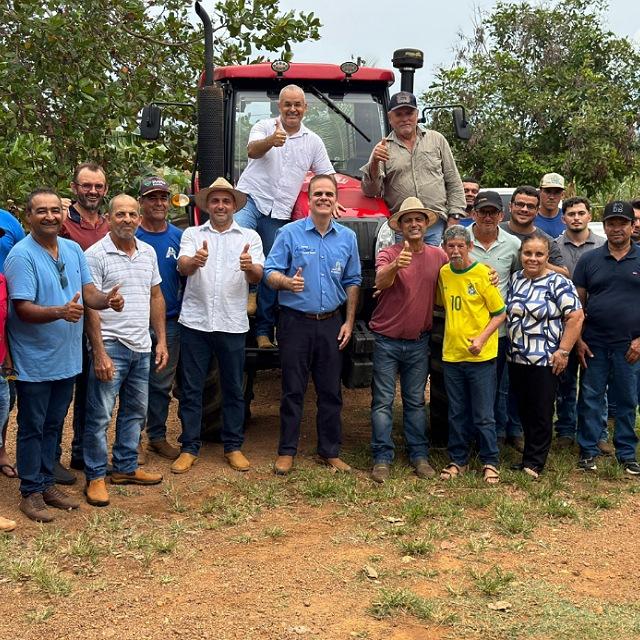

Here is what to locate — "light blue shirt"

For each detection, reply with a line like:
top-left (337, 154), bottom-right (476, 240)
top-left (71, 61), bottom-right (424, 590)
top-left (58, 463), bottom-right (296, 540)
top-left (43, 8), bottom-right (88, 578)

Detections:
top-left (5, 235), bottom-right (93, 382)
top-left (264, 217), bottom-right (361, 314)
top-left (0, 209), bottom-right (26, 273)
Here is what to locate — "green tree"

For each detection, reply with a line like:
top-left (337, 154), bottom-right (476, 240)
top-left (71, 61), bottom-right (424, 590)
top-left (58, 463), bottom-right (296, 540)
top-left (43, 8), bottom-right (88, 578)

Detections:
top-left (422, 0), bottom-right (640, 194)
top-left (0, 0), bottom-right (321, 207)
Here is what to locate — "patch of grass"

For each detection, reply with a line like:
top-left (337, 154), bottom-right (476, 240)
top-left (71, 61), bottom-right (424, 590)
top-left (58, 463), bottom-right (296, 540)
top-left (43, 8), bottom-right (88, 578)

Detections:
top-left (3, 553), bottom-right (72, 596)
top-left (68, 531), bottom-right (102, 565)
top-left (200, 494), bottom-right (250, 526)
top-left (470, 565), bottom-right (515, 596)
top-left (126, 531), bottom-right (177, 556)
top-left (457, 490), bottom-right (495, 509)
top-left (598, 458), bottom-right (625, 480)
top-left (465, 536), bottom-right (490, 555)
top-left (25, 606), bottom-right (54, 624)
top-left (263, 526), bottom-right (286, 539)
top-left (585, 494), bottom-right (618, 510)
top-left (162, 482), bottom-right (188, 513)
top-left (33, 527), bottom-right (64, 552)
top-left (399, 498), bottom-right (431, 525)
top-left (397, 538), bottom-right (435, 557)
top-left (540, 496), bottom-right (579, 520)
top-left (297, 471), bottom-right (358, 504)
top-left (494, 498), bottom-right (535, 537)
top-left (368, 588), bottom-right (436, 621)
top-left (229, 534), bottom-right (255, 544)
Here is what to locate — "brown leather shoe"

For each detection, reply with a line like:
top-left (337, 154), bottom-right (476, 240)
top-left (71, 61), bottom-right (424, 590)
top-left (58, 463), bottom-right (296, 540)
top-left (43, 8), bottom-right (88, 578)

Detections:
top-left (111, 469), bottom-right (163, 485)
top-left (137, 442), bottom-right (147, 466)
top-left (225, 450), bottom-right (251, 472)
top-left (85, 478), bottom-right (110, 507)
top-left (506, 436), bottom-right (525, 453)
top-left (412, 458), bottom-right (436, 479)
top-left (597, 440), bottom-right (615, 456)
top-left (371, 463), bottom-right (391, 484)
top-left (20, 493), bottom-right (54, 522)
top-left (148, 439), bottom-right (180, 460)
top-left (170, 453), bottom-right (198, 474)
top-left (319, 457), bottom-right (352, 473)
top-left (0, 516), bottom-right (16, 532)
top-left (43, 485), bottom-right (80, 510)
top-left (247, 291), bottom-right (257, 316)
top-left (274, 455), bottom-right (294, 475)
top-left (256, 335), bottom-right (275, 349)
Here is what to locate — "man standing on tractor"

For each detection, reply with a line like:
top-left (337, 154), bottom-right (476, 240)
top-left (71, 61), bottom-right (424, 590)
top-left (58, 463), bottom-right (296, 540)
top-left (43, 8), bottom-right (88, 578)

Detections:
top-left (361, 91), bottom-right (466, 246)
top-left (235, 84), bottom-right (337, 349)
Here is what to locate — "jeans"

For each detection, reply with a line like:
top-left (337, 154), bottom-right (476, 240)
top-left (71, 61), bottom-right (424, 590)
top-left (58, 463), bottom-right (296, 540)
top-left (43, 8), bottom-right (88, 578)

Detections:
top-left (234, 195), bottom-right (288, 339)
top-left (394, 217), bottom-right (446, 248)
top-left (495, 337), bottom-right (523, 439)
top-left (577, 345), bottom-right (639, 462)
top-left (16, 377), bottom-right (75, 496)
top-left (84, 341), bottom-right (150, 481)
top-left (370, 332), bottom-right (430, 464)
top-left (0, 378), bottom-right (9, 447)
top-left (178, 326), bottom-right (246, 454)
top-left (278, 307), bottom-right (343, 458)
top-left (145, 319), bottom-right (181, 442)
top-left (443, 360), bottom-right (499, 467)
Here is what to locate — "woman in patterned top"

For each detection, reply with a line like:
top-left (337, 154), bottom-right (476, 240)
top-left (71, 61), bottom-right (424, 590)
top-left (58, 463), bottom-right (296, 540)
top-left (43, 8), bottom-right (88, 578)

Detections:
top-left (506, 232), bottom-right (584, 478)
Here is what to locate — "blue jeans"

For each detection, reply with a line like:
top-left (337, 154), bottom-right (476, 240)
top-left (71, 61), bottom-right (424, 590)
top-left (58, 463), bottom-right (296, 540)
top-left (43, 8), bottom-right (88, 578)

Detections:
top-left (0, 378), bottom-right (9, 447)
top-left (16, 377), bottom-right (75, 496)
top-left (495, 337), bottom-right (523, 439)
top-left (84, 341), bottom-right (150, 481)
top-left (178, 326), bottom-right (246, 454)
top-left (577, 345), bottom-right (639, 462)
top-left (145, 319), bottom-right (180, 442)
top-left (234, 195), bottom-right (288, 339)
top-left (443, 360), bottom-right (499, 467)
top-left (370, 332), bottom-right (430, 464)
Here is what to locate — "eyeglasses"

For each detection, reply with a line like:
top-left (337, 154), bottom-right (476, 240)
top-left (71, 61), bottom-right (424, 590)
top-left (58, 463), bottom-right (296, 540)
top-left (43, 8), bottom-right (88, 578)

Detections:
top-left (512, 201), bottom-right (538, 211)
top-left (74, 182), bottom-right (106, 193)
top-left (0, 367), bottom-right (18, 381)
top-left (55, 260), bottom-right (68, 289)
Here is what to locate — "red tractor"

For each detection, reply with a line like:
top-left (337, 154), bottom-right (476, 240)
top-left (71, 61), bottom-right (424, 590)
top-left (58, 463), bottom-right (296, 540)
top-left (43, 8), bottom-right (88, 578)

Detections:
top-left (141, 1), bottom-right (470, 440)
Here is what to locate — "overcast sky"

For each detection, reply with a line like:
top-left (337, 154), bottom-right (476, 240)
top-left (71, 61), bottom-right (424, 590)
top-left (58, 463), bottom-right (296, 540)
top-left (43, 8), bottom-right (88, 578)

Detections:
top-left (276, 0), bottom-right (640, 94)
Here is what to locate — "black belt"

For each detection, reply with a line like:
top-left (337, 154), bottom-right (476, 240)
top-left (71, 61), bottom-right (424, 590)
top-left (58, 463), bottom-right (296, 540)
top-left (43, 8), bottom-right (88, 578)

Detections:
top-left (282, 306), bottom-right (340, 321)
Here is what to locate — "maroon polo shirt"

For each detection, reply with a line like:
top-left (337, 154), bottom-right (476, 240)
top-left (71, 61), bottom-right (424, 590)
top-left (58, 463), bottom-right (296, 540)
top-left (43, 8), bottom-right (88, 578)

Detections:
top-left (60, 203), bottom-right (109, 251)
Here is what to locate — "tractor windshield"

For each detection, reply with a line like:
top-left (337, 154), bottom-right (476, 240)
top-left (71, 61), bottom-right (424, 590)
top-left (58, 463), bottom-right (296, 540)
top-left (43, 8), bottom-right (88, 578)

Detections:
top-left (233, 90), bottom-right (386, 182)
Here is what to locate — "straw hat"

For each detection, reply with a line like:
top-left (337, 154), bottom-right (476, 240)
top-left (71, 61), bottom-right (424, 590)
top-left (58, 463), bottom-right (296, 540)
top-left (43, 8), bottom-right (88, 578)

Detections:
top-left (387, 197), bottom-right (438, 231)
top-left (194, 177), bottom-right (247, 212)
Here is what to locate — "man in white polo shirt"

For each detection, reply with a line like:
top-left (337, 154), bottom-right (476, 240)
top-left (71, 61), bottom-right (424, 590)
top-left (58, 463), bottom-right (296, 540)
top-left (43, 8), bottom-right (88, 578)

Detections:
top-left (173, 177), bottom-right (264, 474)
top-left (235, 84), bottom-right (335, 348)
top-left (83, 194), bottom-right (169, 506)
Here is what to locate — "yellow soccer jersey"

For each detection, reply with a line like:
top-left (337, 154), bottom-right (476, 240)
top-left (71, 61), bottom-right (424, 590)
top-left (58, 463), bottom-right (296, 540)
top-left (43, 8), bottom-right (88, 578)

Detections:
top-left (438, 262), bottom-right (505, 363)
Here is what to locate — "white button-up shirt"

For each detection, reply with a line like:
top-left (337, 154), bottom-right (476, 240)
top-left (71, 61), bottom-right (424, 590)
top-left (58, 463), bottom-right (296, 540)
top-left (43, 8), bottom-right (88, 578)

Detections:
top-left (236, 118), bottom-right (335, 220)
top-left (178, 221), bottom-right (264, 333)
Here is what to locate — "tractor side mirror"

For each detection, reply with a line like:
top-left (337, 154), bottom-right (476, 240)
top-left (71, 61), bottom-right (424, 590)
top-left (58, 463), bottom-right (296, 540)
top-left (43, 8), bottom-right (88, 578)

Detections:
top-left (453, 107), bottom-right (472, 140)
top-left (139, 104), bottom-right (162, 140)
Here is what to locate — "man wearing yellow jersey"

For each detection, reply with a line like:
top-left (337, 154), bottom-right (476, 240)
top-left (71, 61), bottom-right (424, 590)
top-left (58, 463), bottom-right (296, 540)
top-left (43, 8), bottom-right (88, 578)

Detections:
top-left (438, 225), bottom-right (506, 484)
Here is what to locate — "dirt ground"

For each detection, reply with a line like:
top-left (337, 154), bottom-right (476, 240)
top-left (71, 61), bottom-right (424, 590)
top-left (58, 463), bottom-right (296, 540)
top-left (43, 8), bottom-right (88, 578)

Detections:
top-left (0, 370), bottom-right (639, 640)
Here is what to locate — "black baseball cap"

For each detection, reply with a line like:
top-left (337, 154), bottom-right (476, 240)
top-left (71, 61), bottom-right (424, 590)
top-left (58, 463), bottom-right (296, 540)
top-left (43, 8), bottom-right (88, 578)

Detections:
top-left (140, 176), bottom-right (170, 197)
top-left (389, 91), bottom-right (418, 112)
top-left (602, 200), bottom-right (634, 222)
top-left (473, 190), bottom-right (503, 212)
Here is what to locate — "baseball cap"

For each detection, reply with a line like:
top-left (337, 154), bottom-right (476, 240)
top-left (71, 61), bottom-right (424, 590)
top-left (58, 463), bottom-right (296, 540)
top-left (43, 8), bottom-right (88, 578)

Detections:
top-left (473, 190), bottom-right (503, 212)
top-left (540, 173), bottom-right (565, 189)
top-left (602, 200), bottom-right (634, 222)
top-left (140, 176), bottom-right (170, 197)
top-left (389, 91), bottom-right (418, 112)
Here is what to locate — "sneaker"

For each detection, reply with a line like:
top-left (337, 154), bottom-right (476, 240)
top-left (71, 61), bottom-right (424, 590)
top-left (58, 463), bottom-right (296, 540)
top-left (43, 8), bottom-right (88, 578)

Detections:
top-left (622, 461), bottom-right (640, 476)
top-left (412, 458), bottom-right (436, 479)
top-left (19, 493), bottom-right (54, 523)
top-left (371, 463), bottom-right (391, 484)
top-left (577, 457), bottom-right (598, 472)
top-left (110, 469), bottom-right (163, 485)
top-left (43, 485), bottom-right (80, 510)
top-left (54, 461), bottom-right (77, 486)
top-left (148, 439), bottom-right (180, 460)
top-left (597, 440), bottom-right (615, 456)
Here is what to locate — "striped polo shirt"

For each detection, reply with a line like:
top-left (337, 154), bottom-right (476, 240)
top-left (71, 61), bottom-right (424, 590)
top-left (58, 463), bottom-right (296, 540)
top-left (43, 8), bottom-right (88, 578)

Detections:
top-left (85, 233), bottom-right (161, 352)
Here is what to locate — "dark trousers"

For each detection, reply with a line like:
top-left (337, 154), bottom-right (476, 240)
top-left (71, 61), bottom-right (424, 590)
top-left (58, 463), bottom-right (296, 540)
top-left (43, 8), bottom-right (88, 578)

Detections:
top-left (278, 307), bottom-right (343, 458)
top-left (17, 377), bottom-right (75, 496)
top-left (509, 363), bottom-right (558, 471)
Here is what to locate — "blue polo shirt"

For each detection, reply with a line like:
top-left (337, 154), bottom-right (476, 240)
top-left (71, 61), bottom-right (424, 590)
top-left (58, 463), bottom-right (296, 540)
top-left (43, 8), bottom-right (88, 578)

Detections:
top-left (573, 242), bottom-right (640, 349)
top-left (0, 209), bottom-right (26, 272)
top-left (535, 210), bottom-right (565, 238)
top-left (5, 235), bottom-right (93, 381)
top-left (264, 217), bottom-right (362, 314)
top-left (136, 223), bottom-right (184, 319)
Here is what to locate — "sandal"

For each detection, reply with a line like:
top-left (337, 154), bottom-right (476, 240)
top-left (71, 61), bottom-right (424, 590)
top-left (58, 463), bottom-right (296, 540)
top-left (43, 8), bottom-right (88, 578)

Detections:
top-left (0, 464), bottom-right (17, 479)
top-left (440, 463), bottom-right (467, 480)
top-left (482, 464), bottom-right (500, 485)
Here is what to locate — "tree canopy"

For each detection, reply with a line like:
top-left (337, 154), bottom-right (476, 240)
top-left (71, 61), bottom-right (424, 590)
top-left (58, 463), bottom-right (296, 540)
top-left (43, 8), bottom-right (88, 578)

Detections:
top-left (422, 0), bottom-right (640, 195)
top-left (0, 0), bottom-right (321, 207)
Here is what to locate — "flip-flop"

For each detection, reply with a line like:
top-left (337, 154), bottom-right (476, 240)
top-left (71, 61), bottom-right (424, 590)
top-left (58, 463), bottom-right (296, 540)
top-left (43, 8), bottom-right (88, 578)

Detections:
top-left (0, 464), bottom-right (17, 478)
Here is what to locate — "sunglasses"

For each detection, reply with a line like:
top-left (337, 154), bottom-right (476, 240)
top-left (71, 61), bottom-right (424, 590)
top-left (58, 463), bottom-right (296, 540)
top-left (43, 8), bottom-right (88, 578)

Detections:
top-left (55, 260), bottom-right (68, 289)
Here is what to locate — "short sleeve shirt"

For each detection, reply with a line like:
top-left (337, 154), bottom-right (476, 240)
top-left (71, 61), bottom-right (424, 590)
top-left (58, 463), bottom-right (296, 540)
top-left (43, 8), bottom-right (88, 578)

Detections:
top-left (438, 262), bottom-right (505, 363)
top-left (0, 209), bottom-right (25, 273)
top-left (85, 234), bottom-right (161, 352)
top-left (5, 236), bottom-right (93, 381)
top-left (507, 271), bottom-right (581, 365)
